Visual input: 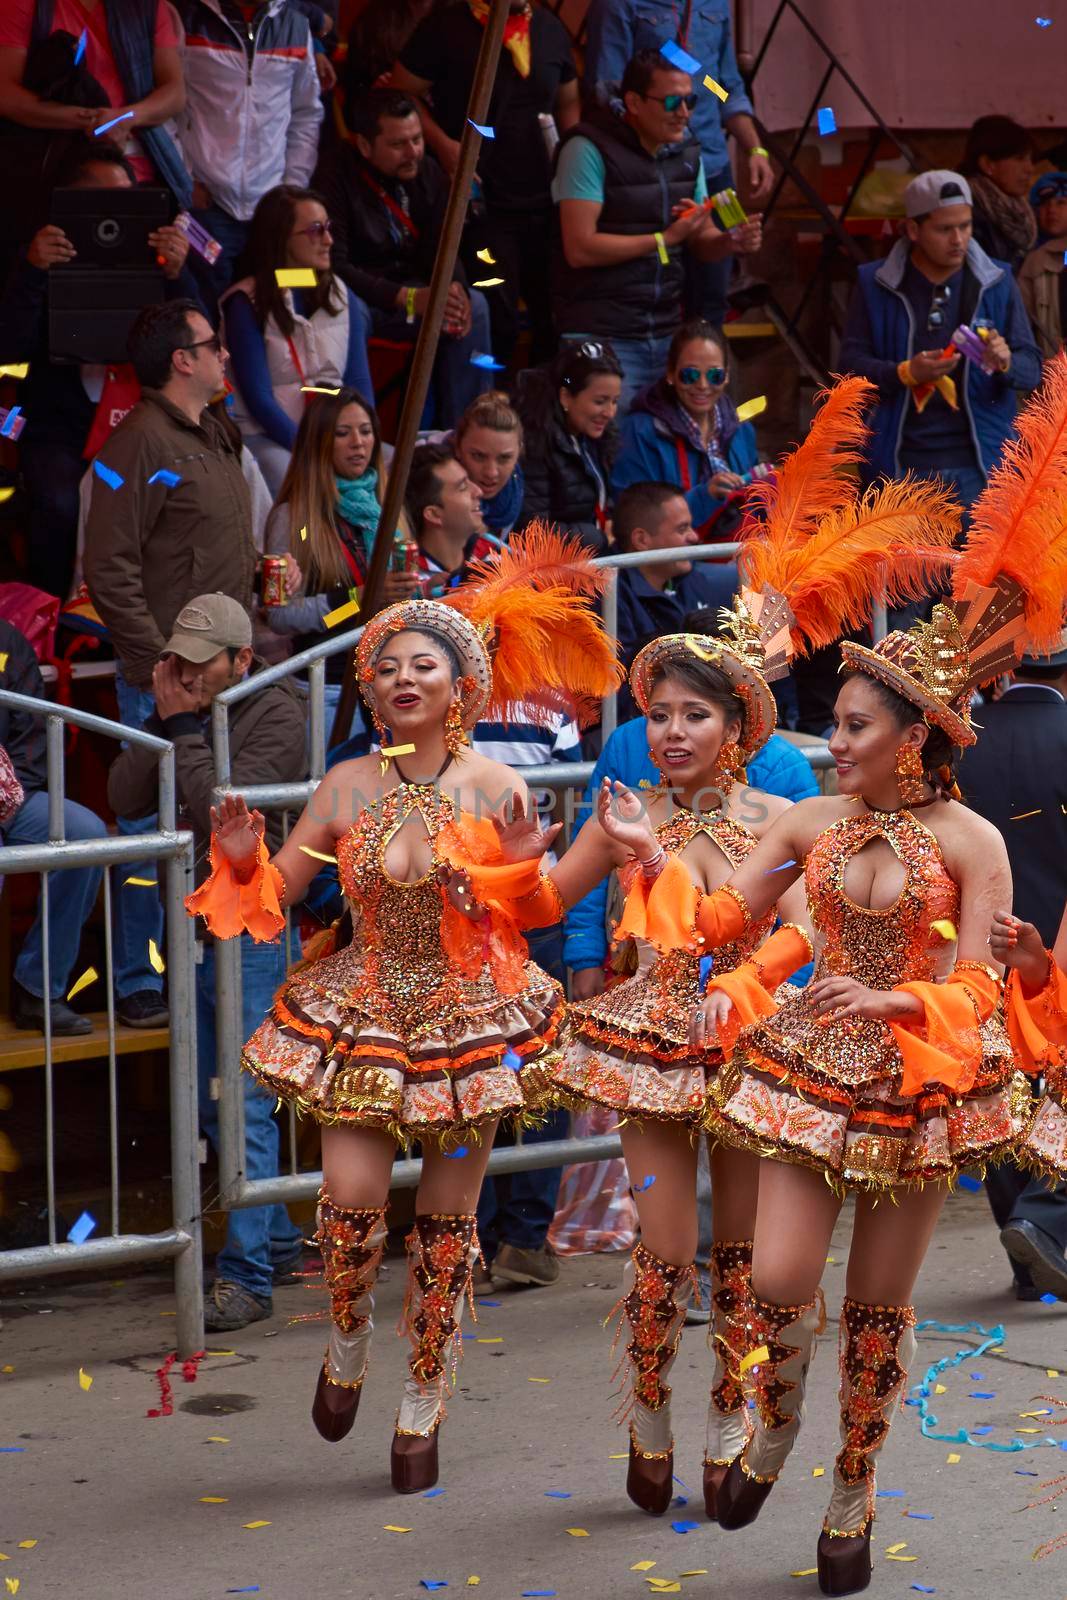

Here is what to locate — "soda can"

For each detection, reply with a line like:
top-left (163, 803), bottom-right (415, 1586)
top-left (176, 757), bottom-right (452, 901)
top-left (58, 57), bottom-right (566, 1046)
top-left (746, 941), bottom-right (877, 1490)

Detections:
top-left (261, 555), bottom-right (288, 606)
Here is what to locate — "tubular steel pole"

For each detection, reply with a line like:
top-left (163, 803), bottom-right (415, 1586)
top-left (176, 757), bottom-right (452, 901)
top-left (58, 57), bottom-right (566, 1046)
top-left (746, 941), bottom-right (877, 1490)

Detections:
top-left (328, 0), bottom-right (511, 749)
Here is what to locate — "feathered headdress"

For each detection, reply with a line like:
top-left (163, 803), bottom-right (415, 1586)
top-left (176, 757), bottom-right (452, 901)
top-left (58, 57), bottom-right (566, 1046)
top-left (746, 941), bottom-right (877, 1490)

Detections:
top-left (842, 353), bottom-right (1067, 745)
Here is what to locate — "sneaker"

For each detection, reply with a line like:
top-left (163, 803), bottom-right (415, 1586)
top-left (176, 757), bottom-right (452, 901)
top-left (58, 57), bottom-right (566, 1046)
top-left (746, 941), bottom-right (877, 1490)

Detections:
top-left (492, 1243), bottom-right (560, 1288)
top-left (12, 982), bottom-right (92, 1037)
top-left (117, 990), bottom-right (169, 1029)
top-left (203, 1279), bottom-right (272, 1331)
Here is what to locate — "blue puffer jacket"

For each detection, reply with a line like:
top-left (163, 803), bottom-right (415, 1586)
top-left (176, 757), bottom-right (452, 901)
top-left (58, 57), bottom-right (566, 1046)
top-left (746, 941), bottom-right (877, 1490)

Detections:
top-left (613, 384), bottom-right (759, 533)
top-left (839, 238), bottom-right (1041, 482)
top-left (563, 715), bottom-right (820, 978)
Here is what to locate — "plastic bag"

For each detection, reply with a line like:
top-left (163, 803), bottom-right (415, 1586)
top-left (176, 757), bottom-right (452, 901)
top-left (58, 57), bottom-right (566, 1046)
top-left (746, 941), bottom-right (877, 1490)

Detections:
top-left (547, 1104), bottom-right (637, 1256)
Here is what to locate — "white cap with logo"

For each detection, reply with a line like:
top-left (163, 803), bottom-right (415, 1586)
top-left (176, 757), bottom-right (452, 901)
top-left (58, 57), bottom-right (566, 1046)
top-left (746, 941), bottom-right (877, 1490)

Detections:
top-left (162, 593), bottom-right (252, 663)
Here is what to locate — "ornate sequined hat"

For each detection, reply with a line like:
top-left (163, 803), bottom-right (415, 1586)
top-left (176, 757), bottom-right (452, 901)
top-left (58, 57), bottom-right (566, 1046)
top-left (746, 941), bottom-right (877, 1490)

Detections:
top-left (629, 586), bottom-right (795, 763)
top-left (356, 599), bottom-right (493, 730)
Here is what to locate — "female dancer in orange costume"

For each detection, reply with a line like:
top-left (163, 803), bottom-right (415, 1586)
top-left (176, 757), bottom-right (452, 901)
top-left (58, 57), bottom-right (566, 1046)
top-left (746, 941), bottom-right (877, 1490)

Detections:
top-left (186, 531), bottom-right (622, 1494)
top-left (598, 359), bottom-right (1067, 1595)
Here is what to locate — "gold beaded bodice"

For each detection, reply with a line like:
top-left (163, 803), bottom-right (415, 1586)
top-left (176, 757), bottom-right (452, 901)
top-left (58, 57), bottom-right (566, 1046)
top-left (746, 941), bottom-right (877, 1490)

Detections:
top-left (806, 809), bottom-right (958, 989)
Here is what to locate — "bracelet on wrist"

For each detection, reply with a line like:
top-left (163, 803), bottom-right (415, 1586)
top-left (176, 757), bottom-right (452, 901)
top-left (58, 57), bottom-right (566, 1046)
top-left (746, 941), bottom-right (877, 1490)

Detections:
top-left (405, 286), bottom-right (418, 325)
top-left (751, 145), bottom-right (770, 158)
top-left (639, 845), bottom-right (667, 881)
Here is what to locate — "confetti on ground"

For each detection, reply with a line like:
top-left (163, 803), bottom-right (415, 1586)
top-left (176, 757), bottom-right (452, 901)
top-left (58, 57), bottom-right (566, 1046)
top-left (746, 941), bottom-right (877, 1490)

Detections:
top-left (420, 1584), bottom-right (448, 1592)
top-left (972, 1426), bottom-right (993, 1436)
top-left (935, 1384), bottom-right (946, 1394)
top-left (817, 106), bottom-right (837, 135)
top-left (124, 876), bottom-right (157, 887)
top-left (476, 248), bottom-right (497, 264)
top-left (243, 1521), bottom-right (271, 1529)
top-left (95, 110), bottom-right (134, 136)
top-left (0, 364), bottom-right (29, 379)
top-left (736, 395), bottom-right (767, 422)
top-left (78, 1368), bottom-right (93, 1391)
top-left (886, 1554), bottom-right (917, 1563)
top-left (633, 1175), bottom-right (656, 1192)
top-left (791, 1570), bottom-right (818, 1579)
top-left (467, 1582), bottom-right (480, 1589)
top-left (206, 1436), bottom-right (230, 1443)
top-left (911, 1588), bottom-right (936, 1595)
top-left (67, 1210), bottom-right (97, 1245)
top-left (740, 1344), bottom-right (770, 1373)
top-left (1040, 1293), bottom-right (1059, 1305)
top-left (529, 1377), bottom-right (551, 1383)
top-left (885, 1543), bottom-right (907, 1555)
top-left (227, 1590), bottom-right (261, 1595)
top-left (16, 1544), bottom-right (35, 1551)
top-left (632, 1562), bottom-right (656, 1572)
top-left (199, 1495), bottom-right (228, 1503)
top-left (476, 1299), bottom-right (502, 1308)
top-left (947, 1452), bottom-right (960, 1463)
top-left (905, 1511), bottom-right (933, 1519)
top-left (380, 743), bottom-right (417, 758)
top-left (476, 1337), bottom-right (502, 1345)
top-left (812, 1466), bottom-right (825, 1477)
top-left (323, 597), bottom-right (361, 628)
top-left (298, 845), bottom-right (336, 863)
top-left (826, 1256), bottom-right (837, 1264)
top-left (6, 1580), bottom-right (19, 1595)
top-left (931, 919), bottom-right (956, 940)
top-left (473, 277), bottom-right (505, 288)
top-left (445, 1147), bottom-right (469, 1160)
top-left (469, 120), bottom-right (495, 138)
top-left (671, 1520), bottom-right (699, 1533)
top-left (384, 1525), bottom-right (411, 1533)
top-left (275, 268), bottom-right (317, 287)
top-left (659, 38), bottom-right (702, 73)
top-left (423, 1488), bottom-right (445, 1498)
top-left (1016, 1469), bottom-right (1039, 1476)
top-left (470, 352), bottom-right (506, 370)
top-left (148, 469), bottom-right (181, 487)
top-left (970, 1392), bottom-right (996, 1400)
top-left (956, 1175), bottom-right (982, 1192)
top-left (93, 460), bottom-right (124, 490)
top-left (878, 1490), bottom-right (905, 1498)
top-left (0, 1448), bottom-right (26, 1453)
top-left (704, 74), bottom-right (728, 100)
top-left (1049, 1370), bottom-right (1061, 1378)
top-left (566, 1528), bottom-right (589, 1537)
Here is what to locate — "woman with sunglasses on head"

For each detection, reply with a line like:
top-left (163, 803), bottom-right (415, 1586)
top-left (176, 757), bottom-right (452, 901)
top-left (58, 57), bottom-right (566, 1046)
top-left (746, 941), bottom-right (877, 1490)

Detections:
top-left (222, 185), bottom-right (375, 494)
top-left (514, 341), bottom-right (623, 554)
top-left (614, 319), bottom-right (766, 541)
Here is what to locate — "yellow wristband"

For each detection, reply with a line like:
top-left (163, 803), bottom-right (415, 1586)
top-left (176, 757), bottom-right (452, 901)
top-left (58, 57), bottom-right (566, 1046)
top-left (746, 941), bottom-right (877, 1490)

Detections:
top-left (751, 145), bottom-right (770, 158)
top-left (654, 230), bottom-right (669, 265)
top-left (405, 286), bottom-right (418, 325)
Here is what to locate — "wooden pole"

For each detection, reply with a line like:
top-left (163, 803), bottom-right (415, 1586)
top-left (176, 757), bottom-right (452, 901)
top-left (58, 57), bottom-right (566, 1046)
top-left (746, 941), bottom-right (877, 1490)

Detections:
top-left (327, 0), bottom-right (511, 749)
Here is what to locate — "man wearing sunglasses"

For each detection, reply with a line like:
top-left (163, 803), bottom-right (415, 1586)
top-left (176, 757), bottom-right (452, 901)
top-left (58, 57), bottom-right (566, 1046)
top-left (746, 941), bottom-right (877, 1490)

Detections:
top-left (552, 48), bottom-right (761, 411)
top-left (1019, 173), bottom-right (1067, 360)
top-left (840, 169), bottom-right (1040, 526)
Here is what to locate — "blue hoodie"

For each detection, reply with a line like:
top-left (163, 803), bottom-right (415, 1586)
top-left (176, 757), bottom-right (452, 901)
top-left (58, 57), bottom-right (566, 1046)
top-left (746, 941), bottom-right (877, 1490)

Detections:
top-left (613, 382), bottom-right (759, 534)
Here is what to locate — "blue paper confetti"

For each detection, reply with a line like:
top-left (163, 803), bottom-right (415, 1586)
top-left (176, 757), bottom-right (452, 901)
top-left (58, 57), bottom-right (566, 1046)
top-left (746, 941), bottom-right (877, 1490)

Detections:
top-left (956, 1174), bottom-right (982, 1192)
top-left (419, 1585), bottom-right (448, 1592)
top-left (876, 1490), bottom-right (904, 1498)
top-left (445, 1147), bottom-right (469, 1160)
top-left (969, 1372), bottom-right (984, 1380)
top-left (468, 120), bottom-right (495, 139)
top-left (971, 1426), bottom-right (993, 1436)
top-left (766, 859), bottom-right (797, 874)
top-left (673, 1494), bottom-right (688, 1507)
top-left (148, 468), bottom-right (181, 488)
top-left (659, 38), bottom-right (702, 74)
top-left (698, 954), bottom-right (714, 992)
top-left (1036, 14), bottom-right (1052, 22)
top-left (67, 1211), bottom-right (97, 1245)
top-left (1040, 1292), bottom-right (1059, 1304)
top-left (93, 460), bottom-right (125, 490)
top-left (74, 28), bottom-right (87, 62)
top-left (0, 1447), bottom-right (26, 1453)
top-left (911, 1588), bottom-right (936, 1595)
top-left (1015, 1469), bottom-right (1039, 1475)
top-left (226, 1591), bottom-right (261, 1595)
top-left (94, 110), bottom-right (135, 137)
top-left (671, 1520), bottom-right (699, 1533)
top-left (0, 405), bottom-right (22, 438)
top-left (423, 1487), bottom-right (445, 1497)
top-left (502, 1047), bottom-right (522, 1071)
top-left (816, 106), bottom-right (837, 136)
top-left (544, 1490), bottom-right (571, 1499)
top-left (969, 1392), bottom-right (995, 1400)
top-left (470, 352), bottom-right (505, 371)
top-left (633, 1175), bottom-right (656, 1193)
top-left (522, 1592), bottom-right (557, 1597)
top-left (905, 1511), bottom-right (934, 1520)
top-left (476, 1299), bottom-right (501, 1308)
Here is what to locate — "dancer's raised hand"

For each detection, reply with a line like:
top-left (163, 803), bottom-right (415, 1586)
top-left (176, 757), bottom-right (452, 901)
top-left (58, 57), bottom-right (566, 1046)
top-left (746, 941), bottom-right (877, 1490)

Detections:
top-left (210, 792), bottom-right (264, 864)
top-left (596, 779), bottom-right (658, 861)
top-left (493, 793), bottom-right (562, 862)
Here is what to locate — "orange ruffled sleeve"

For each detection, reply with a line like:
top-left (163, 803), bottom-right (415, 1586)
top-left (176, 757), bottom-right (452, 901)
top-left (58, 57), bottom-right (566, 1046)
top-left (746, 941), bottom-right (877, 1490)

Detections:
top-left (1004, 957), bottom-right (1067, 1077)
top-left (436, 813), bottom-right (563, 996)
top-left (615, 858), bottom-right (750, 954)
top-left (888, 963), bottom-right (1001, 1097)
top-left (705, 923), bottom-right (815, 1057)
top-left (185, 833), bottom-right (285, 943)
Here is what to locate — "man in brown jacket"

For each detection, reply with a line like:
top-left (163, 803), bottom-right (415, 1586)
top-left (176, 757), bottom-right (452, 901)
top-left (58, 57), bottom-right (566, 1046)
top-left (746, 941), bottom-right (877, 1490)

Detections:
top-left (108, 593), bottom-right (309, 1331)
top-left (84, 298), bottom-right (257, 1027)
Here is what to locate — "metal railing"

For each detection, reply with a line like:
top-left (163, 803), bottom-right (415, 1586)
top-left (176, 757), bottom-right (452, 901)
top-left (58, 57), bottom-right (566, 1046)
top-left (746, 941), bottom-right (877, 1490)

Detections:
top-left (207, 541), bottom-right (876, 1215)
top-left (0, 692), bottom-right (202, 1355)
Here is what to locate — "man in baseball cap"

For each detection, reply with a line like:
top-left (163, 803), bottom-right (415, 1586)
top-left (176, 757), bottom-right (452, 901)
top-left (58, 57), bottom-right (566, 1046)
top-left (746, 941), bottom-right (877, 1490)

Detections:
top-left (157, 592), bottom-right (254, 711)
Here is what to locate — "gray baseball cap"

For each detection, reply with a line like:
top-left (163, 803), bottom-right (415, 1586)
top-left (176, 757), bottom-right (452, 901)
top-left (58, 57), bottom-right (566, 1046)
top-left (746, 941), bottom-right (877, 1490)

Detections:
top-left (903, 170), bottom-right (973, 219)
top-left (163, 593), bottom-right (252, 662)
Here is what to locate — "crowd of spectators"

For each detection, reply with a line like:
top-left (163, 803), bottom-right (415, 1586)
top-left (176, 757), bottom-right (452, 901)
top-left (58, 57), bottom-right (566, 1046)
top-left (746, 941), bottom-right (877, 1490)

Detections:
top-left (1, 1), bottom-right (1064, 1319)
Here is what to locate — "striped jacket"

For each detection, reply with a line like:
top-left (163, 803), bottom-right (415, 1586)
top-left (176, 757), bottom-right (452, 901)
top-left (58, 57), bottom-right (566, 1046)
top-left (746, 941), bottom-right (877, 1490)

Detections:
top-left (174, 0), bottom-right (322, 222)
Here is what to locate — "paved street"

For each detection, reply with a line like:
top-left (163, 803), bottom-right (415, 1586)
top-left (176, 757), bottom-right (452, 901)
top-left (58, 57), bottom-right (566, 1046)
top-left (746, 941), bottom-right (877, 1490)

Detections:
top-left (2, 1189), bottom-right (1066, 1600)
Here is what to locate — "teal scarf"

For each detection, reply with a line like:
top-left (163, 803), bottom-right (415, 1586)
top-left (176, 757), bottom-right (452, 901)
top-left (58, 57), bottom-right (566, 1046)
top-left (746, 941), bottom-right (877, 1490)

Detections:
top-left (335, 469), bottom-right (383, 537)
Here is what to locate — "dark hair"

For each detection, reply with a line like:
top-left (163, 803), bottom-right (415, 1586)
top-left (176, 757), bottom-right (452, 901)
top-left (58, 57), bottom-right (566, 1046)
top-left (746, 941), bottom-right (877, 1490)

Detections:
top-left (514, 346), bottom-right (623, 461)
top-left (349, 87), bottom-right (420, 145)
top-left (406, 441), bottom-right (456, 535)
top-left (51, 134), bottom-right (136, 188)
top-left (841, 671), bottom-right (961, 799)
top-left (621, 47), bottom-right (682, 100)
top-left (614, 481), bottom-right (686, 549)
top-left (345, 2), bottom-right (441, 102)
top-left (237, 185), bottom-right (342, 338)
top-left (962, 115), bottom-right (1034, 174)
top-left (667, 317), bottom-right (727, 372)
top-left (554, 340), bottom-right (623, 395)
top-left (127, 299), bottom-right (202, 389)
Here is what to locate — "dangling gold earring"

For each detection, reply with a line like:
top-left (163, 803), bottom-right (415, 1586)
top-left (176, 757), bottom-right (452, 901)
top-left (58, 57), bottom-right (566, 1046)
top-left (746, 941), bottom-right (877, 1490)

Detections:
top-left (894, 745), bottom-right (926, 806)
top-left (712, 738), bottom-right (743, 787)
top-left (444, 699), bottom-right (468, 757)
top-left (372, 710), bottom-right (394, 776)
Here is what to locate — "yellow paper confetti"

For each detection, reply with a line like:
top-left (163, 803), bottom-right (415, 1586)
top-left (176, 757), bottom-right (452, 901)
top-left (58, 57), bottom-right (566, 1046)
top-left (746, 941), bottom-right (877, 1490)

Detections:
top-left (1017, 1427), bottom-right (1041, 1433)
top-left (473, 277), bottom-right (505, 287)
top-left (243, 1521), bottom-right (271, 1530)
top-left (148, 938), bottom-right (165, 974)
top-left (275, 267), bottom-right (317, 287)
top-left (935, 1383), bottom-right (946, 1394)
top-left (566, 1528), bottom-right (589, 1537)
top-left (1049, 1369), bottom-right (1061, 1378)
top-left (632, 1562), bottom-right (657, 1572)
top-left (466, 1580), bottom-right (480, 1588)
top-left (475, 248), bottom-right (497, 264)
top-left (791, 1571), bottom-right (818, 1579)
top-left (299, 524), bottom-right (308, 541)
top-left (1020, 1411), bottom-right (1049, 1418)
top-left (704, 74), bottom-right (729, 100)
top-left (886, 1555), bottom-right (917, 1563)
top-left (476, 1337), bottom-right (502, 1344)
top-left (1010, 809), bottom-right (1042, 820)
top-left (740, 1343), bottom-right (770, 1373)
top-left (207, 1349), bottom-right (236, 1357)
top-left (931, 918), bottom-right (957, 941)
top-left (66, 966), bottom-right (98, 1001)
top-left (380, 743), bottom-right (417, 758)
top-left (812, 1466), bottom-right (825, 1477)
top-left (826, 1256), bottom-right (837, 1264)
top-left (2, 1366), bottom-right (13, 1374)
top-left (206, 1436), bottom-right (230, 1443)
top-left (300, 385), bottom-right (341, 395)
top-left (528, 1376), bottom-right (551, 1383)
top-left (199, 1496), bottom-right (228, 1503)
top-left (609, 1453), bottom-right (628, 1460)
top-left (647, 1586), bottom-right (681, 1595)
top-left (885, 1543), bottom-right (908, 1555)
top-left (298, 844), bottom-right (336, 863)
top-left (322, 596), bottom-right (361, 628)
top-left (0, 490), bottom-right (13, 506)
top-left (383, 1525), bottom-right (411, 1533)
top-left (16, 1543), bottom-right (36, 1551)
top-left (947, 1452), bottom-right (960, 1463)
top-left (736, 395), bottom-right (768, 422)
top-left (78, 1368), bottom-right (93, 1391)
top-left (680, 1572), bottom-right (709, 1578)
top-left (6, 1579), bottom-right (20, 1595)
top-left (123, 876), bottom-right (157, 887)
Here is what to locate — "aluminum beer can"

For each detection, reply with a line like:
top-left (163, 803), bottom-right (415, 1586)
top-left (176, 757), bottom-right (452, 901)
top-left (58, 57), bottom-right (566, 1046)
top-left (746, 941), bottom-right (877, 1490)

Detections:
top-left (261, 555), bottom-right (288, 606)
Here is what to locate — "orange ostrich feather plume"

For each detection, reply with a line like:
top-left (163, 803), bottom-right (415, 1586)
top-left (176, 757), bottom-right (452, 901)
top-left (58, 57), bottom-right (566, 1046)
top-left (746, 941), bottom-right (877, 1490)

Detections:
top-left (741, 374), bottom-right (875, 549)
top-left (952, 350), bottom-right (1067, 656)
top-left (447, 523), bottom-right (624, 727)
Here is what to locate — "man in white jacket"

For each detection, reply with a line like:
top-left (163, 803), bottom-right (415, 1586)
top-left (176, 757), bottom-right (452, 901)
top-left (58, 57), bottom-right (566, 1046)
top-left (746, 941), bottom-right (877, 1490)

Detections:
top-left (174, 0), bottom-right (323, 299)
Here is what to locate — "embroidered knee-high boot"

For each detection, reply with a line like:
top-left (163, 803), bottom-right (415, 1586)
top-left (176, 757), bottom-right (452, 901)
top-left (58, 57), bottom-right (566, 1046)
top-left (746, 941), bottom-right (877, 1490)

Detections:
top-left (311, 1193), bottom-right (389, 1442)
top-left (703, 1239), bottom-right (754, 1518)
top-left (717, 1291), bottom-right (824, 1529)
top-left (817, 1299), bottom-right (917, 1597)
top-left (391, 1212), bottom-right (479, 1494)
top-left (613, 1242), bottom-right (694, 1516)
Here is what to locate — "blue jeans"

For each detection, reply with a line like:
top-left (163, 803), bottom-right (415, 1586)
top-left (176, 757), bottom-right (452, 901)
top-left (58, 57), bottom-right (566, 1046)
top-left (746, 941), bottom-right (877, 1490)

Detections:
top-left (3, 791), bottom-right (107, 998)
top-left (196, 938), bottom-right (303, 1299)
top-left (354, 290), bottom-right (493, 427)
top-left (476, 923), bottom-right (568, 1256)
top-left (113, 671), bottom-right (166, 998)
top-left (687, 159), bottom-right (736, 327)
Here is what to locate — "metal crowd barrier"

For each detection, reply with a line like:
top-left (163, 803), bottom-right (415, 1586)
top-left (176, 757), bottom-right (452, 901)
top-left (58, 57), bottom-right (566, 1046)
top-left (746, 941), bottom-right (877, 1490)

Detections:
top-left (207, 541), bottom-right (862, 1215)
top-left (0, 692), bottom-right (202, 1355)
